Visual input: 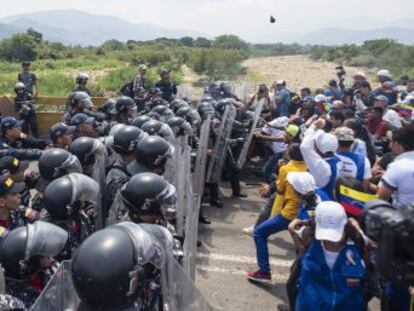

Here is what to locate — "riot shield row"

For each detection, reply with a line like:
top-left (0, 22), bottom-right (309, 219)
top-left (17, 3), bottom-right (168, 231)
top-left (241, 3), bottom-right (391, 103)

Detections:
top-left (206, 104), bottom-right (237, 183)
top-left (30, 256), bottom-right (213, 311)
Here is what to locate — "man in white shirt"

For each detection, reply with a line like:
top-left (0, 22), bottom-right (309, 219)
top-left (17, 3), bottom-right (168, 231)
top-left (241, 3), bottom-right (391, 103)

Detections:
top-left (300, 119), bottom-right (373, 197)
top-left (378, 127), bottom-right (414, 208)
top-left (374, 95), bottom-right (402, 129)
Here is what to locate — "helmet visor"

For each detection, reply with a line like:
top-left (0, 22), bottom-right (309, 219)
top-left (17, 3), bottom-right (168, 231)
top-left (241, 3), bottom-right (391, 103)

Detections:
top-left (25, 221), bottom-right (68, 260)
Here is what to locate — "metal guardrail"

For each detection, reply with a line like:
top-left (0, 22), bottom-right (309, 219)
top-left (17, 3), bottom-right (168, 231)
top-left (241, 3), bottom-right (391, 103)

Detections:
top-left (0, 96), bottom-right (108, 137)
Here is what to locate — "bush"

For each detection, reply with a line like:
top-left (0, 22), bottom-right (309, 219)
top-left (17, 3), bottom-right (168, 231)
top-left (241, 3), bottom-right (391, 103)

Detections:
top-left (0, 34), bottom-right (37, 62)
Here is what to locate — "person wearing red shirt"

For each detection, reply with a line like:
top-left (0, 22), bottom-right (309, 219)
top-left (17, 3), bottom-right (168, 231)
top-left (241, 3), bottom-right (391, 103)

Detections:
top-left (366, 107), bottom-right (389, 139)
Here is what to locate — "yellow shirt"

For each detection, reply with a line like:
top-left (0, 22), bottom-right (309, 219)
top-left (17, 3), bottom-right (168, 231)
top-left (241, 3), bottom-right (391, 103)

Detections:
top-left (271, 160), bottom-right (308, 220)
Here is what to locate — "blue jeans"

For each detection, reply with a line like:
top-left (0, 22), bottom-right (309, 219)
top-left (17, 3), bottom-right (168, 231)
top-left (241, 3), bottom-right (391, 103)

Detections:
top-left (262, 152), bottom-right (283, 183)
top-left (253, 214), bottom-right (291, 273)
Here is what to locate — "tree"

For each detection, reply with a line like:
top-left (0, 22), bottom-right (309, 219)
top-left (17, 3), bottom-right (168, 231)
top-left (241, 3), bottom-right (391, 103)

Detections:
top-left (0, 34), bottom-right (37, 61)
top-left (101, 39), bottom-right (125, 51)
top-left (179, 36), bottom-right (194, 47)
top-left (26, 27), bottom-right (43, 44)
top-left (194, 37), bottom-right (211, 48)
top-left (214, 35), bottom-right (249, 51)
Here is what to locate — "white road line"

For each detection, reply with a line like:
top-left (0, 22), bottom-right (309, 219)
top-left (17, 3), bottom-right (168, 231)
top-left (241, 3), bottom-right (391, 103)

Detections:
top-left (196, 252), bottom-right (293, 267)
top-left (197, 265), bottom-right (289, 281)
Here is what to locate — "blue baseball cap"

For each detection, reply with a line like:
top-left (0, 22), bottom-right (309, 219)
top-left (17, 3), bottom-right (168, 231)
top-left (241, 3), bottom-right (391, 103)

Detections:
top-left (0, 174), bottom-right (25, 196)
top-left (70, 113), bottom-right (95, 126)
top-left (0, 117), bottom-right (23, 132)
top-left (49, 122), bottom-right (75, 140)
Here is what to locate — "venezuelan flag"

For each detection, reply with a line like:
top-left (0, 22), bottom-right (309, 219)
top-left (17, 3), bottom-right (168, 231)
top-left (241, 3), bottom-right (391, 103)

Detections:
top-left (339, 185), bottom-right (377, 217)
top-left (399, 104), bottom-right (414, 118)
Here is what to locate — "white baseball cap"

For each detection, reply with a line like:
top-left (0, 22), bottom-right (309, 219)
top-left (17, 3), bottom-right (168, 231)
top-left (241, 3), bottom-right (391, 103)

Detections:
top-left (287, 172), bottom-right (316, 195)
top-left (314, 94), bottom-right (328, 103)
top-left (315, 201), bottom-right (347, 242)
top-left (316, 132), bottom-right (338, 154)
top-left (377, 69), bottom-right (392, 78)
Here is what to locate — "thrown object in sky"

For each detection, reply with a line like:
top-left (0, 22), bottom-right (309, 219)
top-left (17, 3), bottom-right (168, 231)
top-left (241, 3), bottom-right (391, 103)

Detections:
top-left (270, 15), bottom-right (276, 23)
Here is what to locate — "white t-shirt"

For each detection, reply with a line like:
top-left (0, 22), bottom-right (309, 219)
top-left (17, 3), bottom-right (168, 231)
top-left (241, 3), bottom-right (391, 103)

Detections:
top-left (351, 139), bottom-right (368, 158)
top-left (381, 151), bottom-right (414, 208)
top-left (322, 243), bottom-right (340, 270)
top-left (262, 117), bottom-right (289, 154)
top-left (383, 109), bottom-right (402, 128)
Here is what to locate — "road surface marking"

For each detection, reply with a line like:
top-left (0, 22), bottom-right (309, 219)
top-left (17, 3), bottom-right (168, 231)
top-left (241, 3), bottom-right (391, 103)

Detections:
top-left (196, 252), bottom-right (293, 267)
top-left (197, 265), bottom-right (289, 281)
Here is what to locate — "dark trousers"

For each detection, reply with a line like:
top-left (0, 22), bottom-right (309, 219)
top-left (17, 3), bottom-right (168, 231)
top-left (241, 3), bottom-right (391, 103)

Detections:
top-left (21, 112), bottom-right (38, 138)
top-left (287, 258), bottom-right (301, 311)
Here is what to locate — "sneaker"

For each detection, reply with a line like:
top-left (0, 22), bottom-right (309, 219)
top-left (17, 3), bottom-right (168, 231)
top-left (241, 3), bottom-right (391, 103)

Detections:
top-left (242, 225), bottom-right (254, 236)
top-left (246, 270), bottom-right (271, 283)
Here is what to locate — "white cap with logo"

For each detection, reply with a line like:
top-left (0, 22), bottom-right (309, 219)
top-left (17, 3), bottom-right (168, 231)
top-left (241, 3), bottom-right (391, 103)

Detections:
top-left (315, 201), bottom-right (347, 242)
top-left (287, 172), bottom-right (316, 195)
top-left (316, 132), bottom-right (338, 154)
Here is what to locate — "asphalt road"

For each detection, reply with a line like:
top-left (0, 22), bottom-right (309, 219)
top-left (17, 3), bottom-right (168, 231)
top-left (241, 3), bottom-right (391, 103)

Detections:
top-left (194, 168), bottom-right (380, 311)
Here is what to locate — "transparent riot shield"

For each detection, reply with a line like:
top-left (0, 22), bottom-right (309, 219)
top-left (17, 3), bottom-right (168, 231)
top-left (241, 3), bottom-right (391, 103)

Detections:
top-left (234, 82), bottom-right (251, 103)
top-left (91, 139), bottom-right (108, 229)
top-left (193, 114), bottom-right (212, 196)
top-left (236, 98), bottom-right (265, 170)
top-left (162, 254), bottom-right (213, 311)
top-left (206, 105), bottom-right (236, 183)
top-left (176, 86), bottom-right (193, 101)
top-left (30, 261), bottom-right (80, 310)
top-left (0, 264), bottom-right (5, 295)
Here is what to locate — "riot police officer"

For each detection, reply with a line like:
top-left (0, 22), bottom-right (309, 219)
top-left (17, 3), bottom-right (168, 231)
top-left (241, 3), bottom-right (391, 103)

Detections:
top-left (128, 135), bottom-right (174, 176)
top-left (71, 221), bottom-right (173, 310)
top-left (105, 126), bottom-right (147, 216)
top-left (73, 73), bottom-right (91, 96)
top-left (43, 173), bottom-right (99, 259)
top-left (14, 82), bottom-right (38, 137)
top-left (0, 221), bottom-right (68, 308)
top-left (115, 96), bottom-right (138, 125)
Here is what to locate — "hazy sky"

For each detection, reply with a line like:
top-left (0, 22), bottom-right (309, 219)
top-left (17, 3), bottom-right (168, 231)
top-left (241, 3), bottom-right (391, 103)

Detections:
top-left (0, 0), bottom-right (413, 41)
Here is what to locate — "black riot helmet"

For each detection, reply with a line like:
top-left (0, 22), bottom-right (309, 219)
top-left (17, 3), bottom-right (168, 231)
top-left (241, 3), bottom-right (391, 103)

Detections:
top-left (116, 96), bottom-right (136, 114)
top-left (0, 222), bottom-right (68, 279)
top-left (43, 173), bottom-right (99, 220)
top-left (112, 126), bottom-right (146, 156)
top-left (215, 98), bottom-right (235, 114)
top-left (72, 222), bottom-right (165, 310)
top-left (120, 173), bottom-right (175, 216)
top-left (175, 106), bottom-right (191, 118)
top-left (134, 135), bottom-right (173, 171)
top-left (140, 120), bottom-right (163, 136)
top-left (131, 115), bottom-right (152, 129)
top-left (38, 148), bottom-right (82, 181)
top-left (99, 98), bottom-right (117, 116)
top-left (172, 100), bottom-right (189, 113)
top-left (151, 105), bottom-right (168, 115)
top-left (69, 137), bottom-right (97, 166)
top-left (166, 116), bottom-right (193, 136)
top-left (198, 101), bottom-right (215, 120)
top-left (67, 91), bottom-right (93, 110)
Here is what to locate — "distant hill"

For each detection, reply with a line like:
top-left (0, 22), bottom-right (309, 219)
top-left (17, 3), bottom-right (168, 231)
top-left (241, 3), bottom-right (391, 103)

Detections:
top-left (0, 22), bottom-right (20, 39)
top-left (299, 27), bottom-right (414, 45)
top-left (0, 9), bottom-right (208, 46)
top-left (1, 10), bottom-right (413, 46)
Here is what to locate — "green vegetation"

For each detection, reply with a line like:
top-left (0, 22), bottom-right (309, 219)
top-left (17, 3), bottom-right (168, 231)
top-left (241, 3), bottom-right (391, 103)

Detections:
top-left (0, 30), bottom-right (253, 96)
top-left (0, 29), bottom-right (413, 97)
top-left (309, 39), bottom-right (414, 79)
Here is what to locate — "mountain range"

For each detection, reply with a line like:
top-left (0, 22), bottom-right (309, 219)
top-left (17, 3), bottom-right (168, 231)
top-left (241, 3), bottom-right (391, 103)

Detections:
top-left (0, 9), bottom-right (208, 46)
top-left (0, 9), bottom-right (413, 46)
